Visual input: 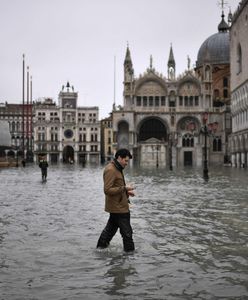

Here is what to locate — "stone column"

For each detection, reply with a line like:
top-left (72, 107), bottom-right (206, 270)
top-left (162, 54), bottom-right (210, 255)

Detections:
top-left (241, 152), bottom-right (245, 168)
top-left (236, 152), bottom-right (240, 168)
top-left (231, 153), bottom-right (236, 167)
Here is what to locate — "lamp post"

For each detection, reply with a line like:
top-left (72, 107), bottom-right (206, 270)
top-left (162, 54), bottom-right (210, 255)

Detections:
top-left (202, 113), bottom-right (209, 179)
top-left (168, 134), bottom-right (173, 170)
top-left (188, 113), bottom-right (218, 180)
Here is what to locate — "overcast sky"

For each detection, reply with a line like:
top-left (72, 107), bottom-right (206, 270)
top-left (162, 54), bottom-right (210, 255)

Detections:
top-left (0, 0), bottom-right (239, 119)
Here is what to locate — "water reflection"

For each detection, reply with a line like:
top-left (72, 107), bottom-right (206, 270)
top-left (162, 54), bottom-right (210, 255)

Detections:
top-left (0, 164), bottom-right (247, 299)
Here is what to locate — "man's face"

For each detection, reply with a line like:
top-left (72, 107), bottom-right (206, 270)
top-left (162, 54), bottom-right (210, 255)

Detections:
top-left (117, 156), bottom-right (129, 169)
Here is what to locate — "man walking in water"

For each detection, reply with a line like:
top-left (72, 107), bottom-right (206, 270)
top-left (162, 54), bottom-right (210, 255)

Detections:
top-left (97, 148), bottom-right (135, 252)
top-left (39, 156), bottom-right (49, 181)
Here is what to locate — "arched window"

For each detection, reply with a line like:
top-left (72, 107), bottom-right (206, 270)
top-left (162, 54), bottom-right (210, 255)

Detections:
top-left (205, 66), bottom-right (211, 81)
top-left (223, 77), bottom-right (228, 87)
top-left (182, 134), bottom-right (194, 147)
top-left (237, 43), bottom-right (242, 74)
top-left (213, 137), bottom-right (222, 152)
top-left (12, 121), bottom-right (15, 132)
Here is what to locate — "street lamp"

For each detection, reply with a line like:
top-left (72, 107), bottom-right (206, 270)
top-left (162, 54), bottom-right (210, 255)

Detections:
top-left (188, 113), bottom-right (218, 180)
top-left (168, 133), bottom-right (173, 170)
top-left (202, 114), bottom-right (209, 179)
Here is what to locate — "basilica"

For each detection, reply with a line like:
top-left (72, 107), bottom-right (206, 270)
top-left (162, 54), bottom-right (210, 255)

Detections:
top-left (112, 12), bottom-right (232, 168)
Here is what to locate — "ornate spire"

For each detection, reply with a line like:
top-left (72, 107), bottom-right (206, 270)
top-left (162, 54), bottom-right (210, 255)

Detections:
top-left (217, 0), bottom-right (229, 32)
top-left (218, 11), bottom-right (229, 32)
top-left (168, 43), bottom-right (175, 68)
top-left (124, 43), bottom-right (133, 81)
top-left (168, 44), bottom-right (176, 80)
top-left (124, 42), bottom-right (132, 64)
top-left (187, 55), bottom-right (191, 70)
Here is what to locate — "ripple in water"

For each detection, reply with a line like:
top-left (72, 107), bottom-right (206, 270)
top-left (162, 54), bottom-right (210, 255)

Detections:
top-left (0, 165), bottom-right (247, 299)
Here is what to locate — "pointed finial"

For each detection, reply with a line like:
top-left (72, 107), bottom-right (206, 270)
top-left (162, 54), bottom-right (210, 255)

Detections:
top-left (218, 0), bottom-right (228, 11)
top-left (187, 55), bottom-right (191, 70)
top-left (150, 55), bottom-right (153, 69)
top-left (228, 7), bottom-right (232, 24)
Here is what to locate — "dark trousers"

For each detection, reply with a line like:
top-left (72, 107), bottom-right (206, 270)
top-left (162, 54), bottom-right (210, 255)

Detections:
top-left (41, 169), bottom-right (47, 179)
top-left (97, 212), bottom-right (134, 252)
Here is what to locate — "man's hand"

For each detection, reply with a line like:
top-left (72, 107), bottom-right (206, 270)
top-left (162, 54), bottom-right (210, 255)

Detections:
top-left (127, 190), bottom-right (135, 197)
top-left (126, 185), bottom-right (135, 197)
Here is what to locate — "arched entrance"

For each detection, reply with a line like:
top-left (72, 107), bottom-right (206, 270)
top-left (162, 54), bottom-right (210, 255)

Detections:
top-left (138, 118), bottom-right (167, 167)
top-left (138, 118), bottom-right (167, 142)
top-left (63, 146), bottom-right (74, 163)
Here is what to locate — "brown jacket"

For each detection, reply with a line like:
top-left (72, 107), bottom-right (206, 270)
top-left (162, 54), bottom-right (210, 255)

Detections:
top-left (103, 161), bottom-right (129, 213)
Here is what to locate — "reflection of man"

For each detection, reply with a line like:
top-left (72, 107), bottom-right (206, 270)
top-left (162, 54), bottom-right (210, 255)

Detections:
top-left (39, 157), bottom-right (48, 181)
top-left (97, 148), bottom-right (135, 252)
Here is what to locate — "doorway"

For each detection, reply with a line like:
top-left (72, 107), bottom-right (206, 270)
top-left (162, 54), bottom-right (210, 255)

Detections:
top-left (63, 146), bottom-right (74, 163)
top-left (184, 151), bottom-right (193, 166)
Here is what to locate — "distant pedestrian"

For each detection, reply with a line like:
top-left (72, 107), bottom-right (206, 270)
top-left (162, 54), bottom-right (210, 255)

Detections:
top-left (21, 159), bottom-right (26, 167)
top-left (97, 148), bottom-right (135, 252)
top-left (39, 157), bottom-right (48, 181)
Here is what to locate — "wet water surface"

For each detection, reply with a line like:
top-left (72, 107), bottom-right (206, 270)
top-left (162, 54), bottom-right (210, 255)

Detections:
top-left (0, 165), bottom-right (247, 299)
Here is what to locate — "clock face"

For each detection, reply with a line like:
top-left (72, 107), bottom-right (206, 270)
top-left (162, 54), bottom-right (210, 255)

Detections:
top-left (64, 129), bottom-right (73, 139)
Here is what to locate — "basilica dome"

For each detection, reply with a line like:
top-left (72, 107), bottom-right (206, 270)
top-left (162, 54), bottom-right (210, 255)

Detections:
top-left (196, 13), bottom-right (230, 67)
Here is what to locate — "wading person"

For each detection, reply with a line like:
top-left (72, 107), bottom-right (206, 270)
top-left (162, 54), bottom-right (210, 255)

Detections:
top-left (97, 148), bottom-right (135, 252)
top-left (39, 157), bottom-right (48, 181)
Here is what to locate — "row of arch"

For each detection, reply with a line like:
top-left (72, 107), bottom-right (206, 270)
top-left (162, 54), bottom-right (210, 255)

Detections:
top-left (134, 74), bottom-right (201, 97)
top-left (116, 116), bottom-right (201, 142)
top-left (230, 133), bottom-right (248, 152)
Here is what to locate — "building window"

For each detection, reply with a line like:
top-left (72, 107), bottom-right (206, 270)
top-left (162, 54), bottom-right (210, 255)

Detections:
top-left (237, 43), bottom-right (242, 74)
top-left (223, 89), bottom-right (228, 99)
top-left (155, 96), bottom-right (159, 106)
top-left (149, 96), bottom-right (153, 106)
top-left (182, 134), bottom-right (194, 147)
top-left (161, 96), bottom-right (165, 106)
top-left (195, 96), bottom-right (199, 106)
top-left (136, 97), bottom-right (141, 106)
top-left (179, 96), bottom-right (183, 106)
top-left (223, 77), bottom-right (228, 87)
top-left (213, 137), bottom-right (222, 152)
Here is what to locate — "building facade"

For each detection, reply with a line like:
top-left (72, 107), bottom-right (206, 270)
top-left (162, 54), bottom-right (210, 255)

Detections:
top-left (33, 82), bottom-right (101, 164)
top-left (100, 113), bottom-right (114, 163)
top-left (229, 0), bottom-right (248, 167)
top-left (0, 102), bottom-right (33, 161)
top-left (112, 13), bottom-right (231, 168)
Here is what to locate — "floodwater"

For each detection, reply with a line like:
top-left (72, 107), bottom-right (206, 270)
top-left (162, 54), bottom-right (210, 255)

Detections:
top-left (0, 164), bottom-right (247, 300)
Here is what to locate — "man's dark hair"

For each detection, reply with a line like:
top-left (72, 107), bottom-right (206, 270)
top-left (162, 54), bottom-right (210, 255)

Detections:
top-left (115, 148), bottom-right (132, 159)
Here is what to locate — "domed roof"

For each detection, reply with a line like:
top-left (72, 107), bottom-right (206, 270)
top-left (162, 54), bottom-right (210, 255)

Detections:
top-left (196, 13), bottom-right (230, 67)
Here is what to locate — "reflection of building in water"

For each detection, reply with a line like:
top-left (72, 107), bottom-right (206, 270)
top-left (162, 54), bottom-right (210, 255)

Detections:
top-left (33, 82), bottom-right (100, 164)
top-left (229, 0), bottom-right (248, 168)
top-left (112, 12), bottom-right (232, 168)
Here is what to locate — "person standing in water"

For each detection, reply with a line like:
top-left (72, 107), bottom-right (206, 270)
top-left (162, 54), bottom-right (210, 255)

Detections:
top-left (39, 156), bottom-right (49, 181)
top-left (97, 148), bottom-right (135, 252)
